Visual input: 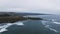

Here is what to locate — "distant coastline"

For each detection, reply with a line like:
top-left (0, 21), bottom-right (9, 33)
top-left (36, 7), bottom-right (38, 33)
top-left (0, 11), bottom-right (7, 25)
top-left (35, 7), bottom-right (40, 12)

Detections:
top-left (0, 12), bottom-right (44, 23)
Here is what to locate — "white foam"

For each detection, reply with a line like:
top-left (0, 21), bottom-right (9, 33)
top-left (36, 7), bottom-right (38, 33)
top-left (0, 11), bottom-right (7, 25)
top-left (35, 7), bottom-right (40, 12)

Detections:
top-left (45, 25), bottom-right (58, 32)
top-left (13, 21), bottom-right (24, 25)
top-left (41, 21), bottom-right (47, 25)
top-left (53, 22), bottom-right (60, 24)
top-left (51, 19), bottom-right (60, 24)
top-left (49, 28), bottom-right (58, 32)
top-left (0, 21), bottom-right (25, 33)
top-left (42, 21), bottom-right (58, 32)
top-left (0, 28), bottom-right (7, 32)
top-left (0, 23), bottom-right (13, 33)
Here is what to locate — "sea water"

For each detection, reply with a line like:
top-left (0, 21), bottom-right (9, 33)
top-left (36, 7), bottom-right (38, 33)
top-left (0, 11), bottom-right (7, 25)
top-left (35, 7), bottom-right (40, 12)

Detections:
top-left (0, 15), bottom-right (60, 34)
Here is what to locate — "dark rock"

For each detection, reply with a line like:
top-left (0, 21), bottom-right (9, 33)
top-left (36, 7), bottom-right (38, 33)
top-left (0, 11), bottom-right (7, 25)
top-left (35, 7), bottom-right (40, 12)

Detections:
top-left (0, 16), bottom-right (43, 23)
top-left (0, 12), bottom-right (43, 23)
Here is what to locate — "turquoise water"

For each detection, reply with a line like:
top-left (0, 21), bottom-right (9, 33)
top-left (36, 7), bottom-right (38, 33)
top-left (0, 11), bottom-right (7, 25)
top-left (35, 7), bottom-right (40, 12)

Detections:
top-left (0, 15), bottom-right (60, 34)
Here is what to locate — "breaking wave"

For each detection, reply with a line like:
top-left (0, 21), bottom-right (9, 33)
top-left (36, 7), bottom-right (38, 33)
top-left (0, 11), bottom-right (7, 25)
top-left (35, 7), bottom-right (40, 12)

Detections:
top-left (53, 22), bottom-right (60, 24)
top-left (0, 21), bottom-right (25, 33)
top-left (51, 19), bottom-right (60, 24)
top-left (45, 25), bottom-right (58, 32)
top-left (42, 20), bottom-right (58, 33)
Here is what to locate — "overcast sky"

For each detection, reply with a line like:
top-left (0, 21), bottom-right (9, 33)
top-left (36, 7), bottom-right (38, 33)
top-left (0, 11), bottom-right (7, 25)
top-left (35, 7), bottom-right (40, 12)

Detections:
top-left (0, 0), bottom-right (60, 14)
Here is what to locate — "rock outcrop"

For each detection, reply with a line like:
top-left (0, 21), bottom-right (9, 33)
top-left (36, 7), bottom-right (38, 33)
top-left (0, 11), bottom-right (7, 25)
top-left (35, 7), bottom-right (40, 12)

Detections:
top-left (0, 12), bottom-right (43, 23)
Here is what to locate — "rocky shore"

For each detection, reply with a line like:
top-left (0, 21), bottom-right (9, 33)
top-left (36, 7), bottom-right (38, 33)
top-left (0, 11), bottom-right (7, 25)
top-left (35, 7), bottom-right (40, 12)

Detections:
top-left (0, 12), bottom-right (43, 23)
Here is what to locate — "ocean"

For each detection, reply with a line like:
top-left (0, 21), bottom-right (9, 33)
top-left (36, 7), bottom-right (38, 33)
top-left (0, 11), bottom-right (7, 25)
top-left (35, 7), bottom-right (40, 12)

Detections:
top-left (0, 15), bottom-right (60, 34)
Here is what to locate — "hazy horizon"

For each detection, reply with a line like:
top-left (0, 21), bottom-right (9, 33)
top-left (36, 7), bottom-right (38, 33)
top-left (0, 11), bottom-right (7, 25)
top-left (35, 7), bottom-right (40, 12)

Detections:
top-left (0, 0), bottom-right (60, 14)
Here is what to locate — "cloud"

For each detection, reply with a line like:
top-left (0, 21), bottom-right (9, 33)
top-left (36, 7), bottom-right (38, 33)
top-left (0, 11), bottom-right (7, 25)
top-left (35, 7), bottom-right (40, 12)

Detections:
top-left (0, 0), bottom-right (60, 14)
